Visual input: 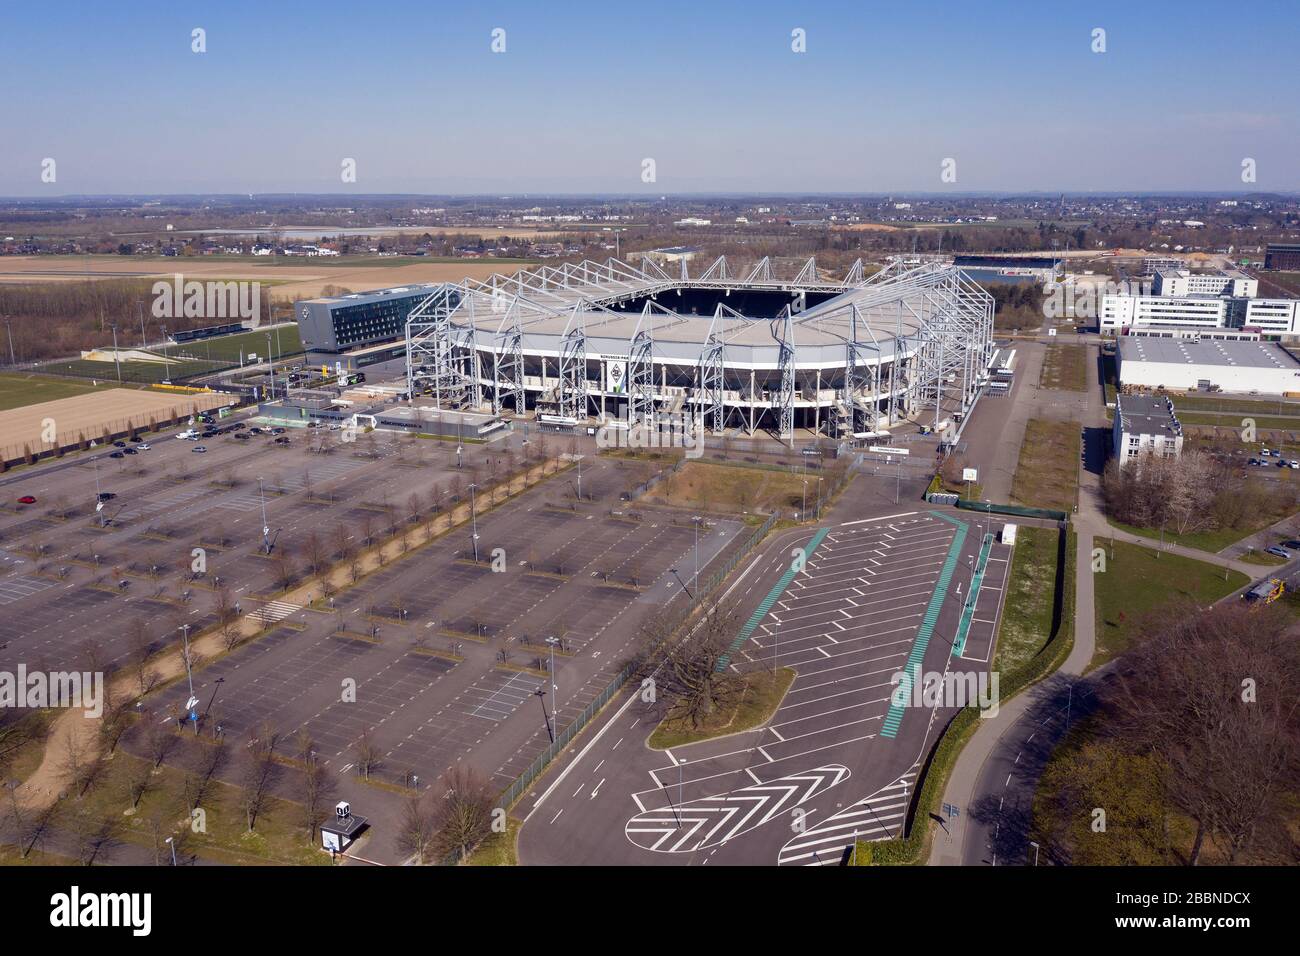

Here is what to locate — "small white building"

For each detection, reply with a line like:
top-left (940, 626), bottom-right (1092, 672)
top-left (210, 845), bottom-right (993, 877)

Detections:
top-left (1113, 394), bottom-right (1183, 467)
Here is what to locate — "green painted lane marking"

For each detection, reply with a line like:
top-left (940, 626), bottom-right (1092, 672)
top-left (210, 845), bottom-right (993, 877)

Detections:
top-left (881, 512), bottom-right (968, 739)
top-left (717, 527), bottom-right (830, 671)
top-left (951, 532), bottom-right (993, 658)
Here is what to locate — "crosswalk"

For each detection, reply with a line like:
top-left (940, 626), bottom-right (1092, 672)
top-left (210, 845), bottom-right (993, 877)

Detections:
top-left (247, 600), bottom-right (300, 626)
top-left (624, 765), bottom-right (849, 854)
top-left (777, 767), bottom-right (919, 866)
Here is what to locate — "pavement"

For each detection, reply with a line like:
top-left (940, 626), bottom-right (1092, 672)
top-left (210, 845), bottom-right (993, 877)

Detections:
top-left (515, 461), bottom-right (1009, 865)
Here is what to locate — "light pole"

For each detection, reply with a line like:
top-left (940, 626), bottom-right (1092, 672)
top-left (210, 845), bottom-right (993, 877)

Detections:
top-left (576, 454), bottom-right (582, 500)
top-left (1029, 840), bottom-right (1040, 866)
top-left (545, 635), bottom-right (559, 703)
top-left (533, 685), bottom-right (554, 743)
top-left (109, 322), bottom-right (122, 384)
top-left (3, 316), bottom-right (15, 366)
top-left (692, 516), bottom-right (702, 592)
top-left (258, 476), bottom-right (271, 554)
top-left (165, 836), bottom-right (177, 866)
top-left (265, 332), bottom-right (276, 400)
top-left (469, 483), bottom-right (479, 562)
top-left (179, 624), bottom-right (197, 735)
top-left (92, 457), bottom-right (105, 528)
top-left (677, 756), bottom-right (688, 827)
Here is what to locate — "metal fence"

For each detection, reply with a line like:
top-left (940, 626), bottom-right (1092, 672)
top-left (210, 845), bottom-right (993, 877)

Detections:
top-left (955, 499), bottom-right (1068, 521)
top-left (497, 510), bottom-right (779, 811)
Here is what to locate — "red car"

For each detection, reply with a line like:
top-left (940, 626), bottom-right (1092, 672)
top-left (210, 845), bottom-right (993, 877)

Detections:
top-left (17, 496), bottom-right (36, 505)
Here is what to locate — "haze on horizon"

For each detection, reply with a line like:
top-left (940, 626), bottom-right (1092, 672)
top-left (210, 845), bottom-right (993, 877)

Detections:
top-left (1, 0), bottom-right (1297, 197)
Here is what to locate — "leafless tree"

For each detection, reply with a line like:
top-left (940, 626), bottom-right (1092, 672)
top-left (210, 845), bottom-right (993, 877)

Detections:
top-left (238, 725), bottom-right (281, 832)
top-left (395, 793), bottom-right (436, 863)
top-left (431, 765), bottom-right (495, 862)
top-left (353, 731), bottom-right (382, 780)
top-left (301, 761), bottom-right (335, 840)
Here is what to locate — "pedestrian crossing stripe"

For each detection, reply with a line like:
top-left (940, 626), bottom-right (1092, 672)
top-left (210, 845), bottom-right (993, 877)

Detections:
top-left (880, 512), bottom-right (967, 739)
top-left (717, 527), bottom-right (830, 671)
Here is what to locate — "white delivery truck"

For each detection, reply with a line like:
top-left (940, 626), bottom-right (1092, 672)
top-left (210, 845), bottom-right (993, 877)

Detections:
top-left (1001, 523), bottom-right (1017, 545)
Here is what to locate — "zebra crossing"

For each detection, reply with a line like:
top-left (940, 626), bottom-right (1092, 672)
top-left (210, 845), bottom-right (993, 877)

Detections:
top-left (624, 765), bottom-right (850, 854)
top-left (777, 767), bottom-right (919, 866)
top-left (248, 600), bottom-right (301, 626)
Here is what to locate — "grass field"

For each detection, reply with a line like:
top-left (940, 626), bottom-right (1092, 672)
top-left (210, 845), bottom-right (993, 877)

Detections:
top-left (1038, 343), bottom-right (1087, 391)
top-left (1092, 540), bottom-right (1248, 663)
top-left (645, 460), bottom-right (815, 516)
top-left (994, 526), bottom-right (1062, 673)
top-left (648, 668), bottom-right (796, 749)
top-left (0, 372), bottom-right (122, 411)
top-left (1010, 418), bottom-right (1080, 512)
top-left (166, 324), bottom-right (303, 362)
top-left (34, 357), bottom-right (229, 384)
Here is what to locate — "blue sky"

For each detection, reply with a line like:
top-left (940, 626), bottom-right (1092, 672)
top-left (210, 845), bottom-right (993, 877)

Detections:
top-left (1, 0), bottom-right (1297, 195)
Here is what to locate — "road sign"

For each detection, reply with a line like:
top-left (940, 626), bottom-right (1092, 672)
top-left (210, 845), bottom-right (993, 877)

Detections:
top-left (962, 467), bottom-right (978, 482)
top-left (869, 445), bottom-right (909, 456)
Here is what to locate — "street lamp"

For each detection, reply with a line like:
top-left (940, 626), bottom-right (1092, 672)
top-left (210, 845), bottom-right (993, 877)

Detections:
top-left (165, 836), bottom-right (177, 866)
top-left (533, 685), bottom-right (554, 743)
top-left (545, 635), bottom-right (559, 702)
top-left (468, 483), bottom-right (480, 562)
top-left (1029, 840), bottom-right (1040, 866)
top-left (692, 516), bottom-right (702, 592)
top-left (258, 476), bottom-right (271, 554)
top-left (179, 624), bottom-right (197, 734)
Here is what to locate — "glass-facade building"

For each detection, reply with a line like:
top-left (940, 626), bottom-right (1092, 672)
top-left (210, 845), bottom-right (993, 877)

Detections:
top-left (296, 284), bottom-right (457, 352)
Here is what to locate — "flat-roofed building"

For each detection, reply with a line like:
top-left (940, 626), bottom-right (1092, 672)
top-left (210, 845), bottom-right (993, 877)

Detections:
top-left (1113, 393), bottom-right (1183, 466)
top-left (1117, 337), bottom-right (1300, 395)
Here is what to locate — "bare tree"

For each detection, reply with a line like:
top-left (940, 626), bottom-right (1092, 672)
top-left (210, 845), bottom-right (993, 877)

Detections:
top-left (301, 761), bottom-right (336, 840)
top-left (353, 731), bottom-right (382, 780)
top-left (395, 793), bottom-right (436, 864)
top-left (431, 765), bottom-right (495, 862)
top-left (238, 726), bottom-right (282, 832)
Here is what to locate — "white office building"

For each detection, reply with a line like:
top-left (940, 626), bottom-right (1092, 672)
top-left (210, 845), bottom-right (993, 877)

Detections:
top-left (1112, 393), bottom-right (1183, 467)
top-left (1152, 269), bottom-right (1256, 298)
top-left (1100, 294), bottom-right (1229, 332)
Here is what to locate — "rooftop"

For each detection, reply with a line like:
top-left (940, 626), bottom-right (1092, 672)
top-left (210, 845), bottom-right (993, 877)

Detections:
top-left (1118, 337), bottom-right (1300, 371)
top-left (1117, 393), bottom-right (1181, 439)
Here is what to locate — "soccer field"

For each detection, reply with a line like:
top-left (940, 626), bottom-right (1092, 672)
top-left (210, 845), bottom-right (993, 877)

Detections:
top-left (0, 373), bottom-right (116, 412)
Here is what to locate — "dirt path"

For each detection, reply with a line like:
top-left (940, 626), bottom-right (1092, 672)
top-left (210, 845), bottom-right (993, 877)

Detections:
top-left (15, 457), bottom-right (566, 810)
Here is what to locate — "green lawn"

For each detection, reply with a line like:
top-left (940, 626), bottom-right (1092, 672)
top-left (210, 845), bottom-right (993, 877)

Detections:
top-left (1092, 541), bottom-right (1248, 663)
top-left (994, 526), bottom-right (1062, 673)
top-left (34, 357), bottom-right (230, 384)
top-left (1106, 518), bottom-right (1281, 554)
top-left (0, 372), bottom-right (123, 410)
top-left (167, 324), bottom-right (303, 363)
top-left (648, 668), bottom-right (796, 749)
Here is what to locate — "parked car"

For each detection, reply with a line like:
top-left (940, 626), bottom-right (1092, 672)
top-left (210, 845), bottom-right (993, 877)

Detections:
top-left (112, 440), bottom-right (126, 447)
top-left (192, 445), bottom-right (207, 454)
top-left (124, 447), bottom-right (138, 455)
top-left (234, 432), bottom-right (252, 440)
top-left (137, 443), bottom-right (151, 451)
top-left (273, 436), bottom-right (291, 445)
top-left (109, 451), bottom-right (124, 459)
top-left (1266, 546), bottom-right (1290, 559)
top-left (97, 492), bottom-right (116, 501)
top-left (17, 495), bottom-right (37, 505)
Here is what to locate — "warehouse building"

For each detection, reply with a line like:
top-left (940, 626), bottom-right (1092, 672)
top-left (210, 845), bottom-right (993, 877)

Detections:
top-left (1112, 393), bottom-right (1183, 466)
top-left (1117, 337), bottom-right (1300, 395)
top-left (1264, 243), bottom-right (1300, 271)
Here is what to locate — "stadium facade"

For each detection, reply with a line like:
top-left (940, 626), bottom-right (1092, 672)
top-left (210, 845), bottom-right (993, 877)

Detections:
top-left (405, 256), bottom-right (995, 439)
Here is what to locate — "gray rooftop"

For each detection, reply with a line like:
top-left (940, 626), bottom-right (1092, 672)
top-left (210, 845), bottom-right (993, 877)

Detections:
top-left (1119, 337), bottom-right (1300, 371)
top-left (1117, 393), bottom-right (1181, 439)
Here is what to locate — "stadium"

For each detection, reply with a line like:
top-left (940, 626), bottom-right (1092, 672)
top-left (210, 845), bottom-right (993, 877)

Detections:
top-left (405, 256), bottom-right (995, 440)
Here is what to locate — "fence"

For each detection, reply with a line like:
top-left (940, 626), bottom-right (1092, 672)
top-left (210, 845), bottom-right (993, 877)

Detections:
top-left (955, 499), bottom-right (1068, 522)
top-left (497, 510), bottom-right (779, 811)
